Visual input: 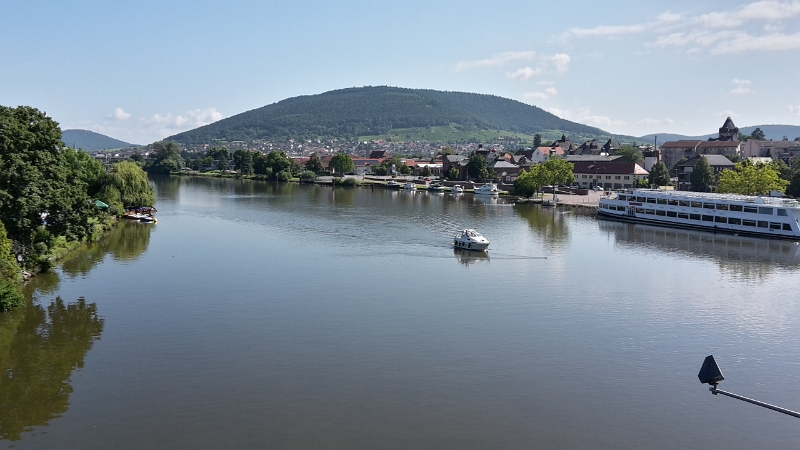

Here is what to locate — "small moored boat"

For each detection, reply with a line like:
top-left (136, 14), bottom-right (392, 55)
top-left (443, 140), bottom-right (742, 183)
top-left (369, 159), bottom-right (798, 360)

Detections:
top-left (428, 183), bottom-right (446, 191)
top-left (386, 180), bottom-right (401, 189)
top-left (475, 183), bottom-right (499, 195)
top-left (453, 229), bottom-right (490, 251)
top-left (451, 185), bottom-right (464, 194)
top-left (403, 182), bottom-right (417, 190)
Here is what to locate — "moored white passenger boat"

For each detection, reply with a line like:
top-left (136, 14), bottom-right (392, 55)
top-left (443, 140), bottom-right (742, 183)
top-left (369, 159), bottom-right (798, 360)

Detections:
top-left (403, 182), bottom-right (417, 190)
top-left (475, 183), bottom-right (499, 195)
top-left (598, 189), bottom-right (800, 240)
top-left (453, 229), bottom-right (490, 251)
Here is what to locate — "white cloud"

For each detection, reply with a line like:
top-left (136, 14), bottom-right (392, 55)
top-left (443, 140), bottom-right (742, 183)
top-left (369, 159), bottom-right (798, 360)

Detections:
top-left (550, 53), bottom-right (571, 73)
top-left (454, 51), bottom-right (536, 71)
top-left (523, 87), bottom-right (558, 101)
top-left (109, 107), bottom-right (131, 120)
top-left (506, 67), bottom-right (543, 80)
top-left (141, 108), bottom-right (223, 130)
top-left (730, 78), bottom-right (753, 94)
top-left (697, 0), bottom-right (800, 28)
top-left (789, 105), bottom-right (800, 116)
top-left (637, 118), bottom-right (676, 126)
top-left (566, 24), bottom-right (646, 38)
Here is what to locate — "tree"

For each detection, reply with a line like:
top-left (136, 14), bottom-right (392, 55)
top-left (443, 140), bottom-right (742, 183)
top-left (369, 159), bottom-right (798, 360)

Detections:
top-left (397, 162), bottom-right (411, 175)
top-left (207, 146), bottom-right (231, 162)
top-left (148, 141), bottom-right (183, 174)
top-left (616, 145), bottom-right (644, 165)
top-left (420, 166), bottom-right (432, 177)
top-left (233, 150), bottom-right (254, 175)
top-left (329, 153), bottom-right (355, 175)
top-left (304, 153), bottom-right (324, 174)
top-left (99, 161), bottom-right (156, 209)
top-left (690, 156), bottom-right (714, 192)
top-left (447, 167), bottom-right (459, 180)
top-left (439, 146), bottom-right (456, 155)
top-left (514, 165), bottom-right (548, 197)
top-left (717, 161), bottom-right (789, 195)
top-left (648, 161), bottom-right (671, 187)
top-left (533, 134), bottom-right (542, 148)
top-left (751, 127), bottom-right (766, 140)
top-left (540, 157), bottom-right (575, 186)
top-left (466, 152), bottom-right (486, 181)
top-left (265, 151), bottom-right (292, 177)
top-left (252, 152), bottom-right (268, 175)
top-left (786, 171), bottom-right (800, 197)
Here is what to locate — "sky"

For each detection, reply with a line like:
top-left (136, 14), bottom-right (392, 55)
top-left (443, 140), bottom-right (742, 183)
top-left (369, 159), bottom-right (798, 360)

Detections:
top-left (2, 0), bottom-right (800, 144)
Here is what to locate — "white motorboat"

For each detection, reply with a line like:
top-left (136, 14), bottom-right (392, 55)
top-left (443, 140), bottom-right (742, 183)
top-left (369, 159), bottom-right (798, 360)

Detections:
top-left (475, 183), bottom-right (499, 195)
top-left (428, 183), bottom-right (446, 192)
top-left (403, 182), bottom-right (417, 190)
top-left (451, 185), bottom-right (464, 194)
top-left (453, 229), bottom-right (490, 251)
top-left (386, 180), bottom-right (401, 189)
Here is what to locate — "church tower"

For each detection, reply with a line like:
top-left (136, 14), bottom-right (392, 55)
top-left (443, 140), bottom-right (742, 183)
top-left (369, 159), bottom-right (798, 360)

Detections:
top-left (717, 117), bottom-right (739, 141)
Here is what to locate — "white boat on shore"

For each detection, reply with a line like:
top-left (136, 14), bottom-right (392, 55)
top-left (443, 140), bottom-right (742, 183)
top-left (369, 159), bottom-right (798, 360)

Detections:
top-left (428, 183), bottom-right (446, 192)
top-left (386, 180), bottom-right (401, 189)
top-left (475, 183), bottom-right (499, 195)
top-left (403, 182), bottom-right (417, 190)
top-left (451, 185), bottom-right (464, 194)
top-left (598, 189), bottom-right (800, 240)
top-left (453, 229), bottom-right (490, 251)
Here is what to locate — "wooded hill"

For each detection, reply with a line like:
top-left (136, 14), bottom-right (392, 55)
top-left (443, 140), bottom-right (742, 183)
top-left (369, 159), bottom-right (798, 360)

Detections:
top-left (168, 86), bottom-right (616, 144)
top-left (63, 129), bottom-right (135, 151)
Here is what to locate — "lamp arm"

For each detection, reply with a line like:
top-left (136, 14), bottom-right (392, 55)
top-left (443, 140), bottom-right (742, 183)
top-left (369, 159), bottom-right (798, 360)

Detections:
top-left (710, 386), bottom-right (800, 419)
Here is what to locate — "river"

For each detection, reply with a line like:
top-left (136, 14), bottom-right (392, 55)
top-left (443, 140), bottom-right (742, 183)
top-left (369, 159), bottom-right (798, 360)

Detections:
top-left (2, 175), bottom-right (799, 449)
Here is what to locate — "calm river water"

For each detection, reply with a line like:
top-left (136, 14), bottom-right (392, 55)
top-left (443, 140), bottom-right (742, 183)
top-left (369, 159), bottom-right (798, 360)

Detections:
top-left (2, 176), bottom-right (800, 449)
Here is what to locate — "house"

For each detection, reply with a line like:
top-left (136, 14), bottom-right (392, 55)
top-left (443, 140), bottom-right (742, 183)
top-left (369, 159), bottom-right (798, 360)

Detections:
top-left (442, 154), bottom-right (468, 180)
top-left (577, 139), bottom-right (603, 155)
top-left (531, 146), bottom-right (565, 163)
top-left (369, 150), bottom-right (391, 160)
top-left (572, 161), bottom-right (649, 189)
top-left (551, 134), bottom-right (577, 154)
top-left (697, 140), bottom-right (742, 161)
top-left (675, 155), bottom-right (734, 191)
top-left (659, 140), bottom-right (702, 170)
top-left (741, 138), bottom-right (800, 164)
top-left (351, 158), bottom-right (384, 175)
top-left (602, 139), bottom-right (622, 153)
top-left (659, 117), bottom-right (743, 170)
top-left (491, 160), bottom-right (523, 182)
top-left (565, 155), bottom-right (623, 164)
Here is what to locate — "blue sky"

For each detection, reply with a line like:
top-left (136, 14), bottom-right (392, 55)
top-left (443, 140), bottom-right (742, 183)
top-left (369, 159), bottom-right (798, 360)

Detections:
top-left (2, 0), bottom-right (799, 144)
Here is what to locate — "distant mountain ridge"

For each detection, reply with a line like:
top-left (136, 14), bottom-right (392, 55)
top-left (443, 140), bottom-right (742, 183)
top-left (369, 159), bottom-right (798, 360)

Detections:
top-left (168, 86), bottom-right (622, 145)
top-left (639, 125), bottom-right (800, 143)
top-left (62, 129), bottom-right (136, 151)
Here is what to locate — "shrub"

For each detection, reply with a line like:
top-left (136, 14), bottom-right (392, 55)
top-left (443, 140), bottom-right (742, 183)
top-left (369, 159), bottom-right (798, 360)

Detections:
top-left (0, 279), bottom-right (23, 312)
top-left (335, 177), bottom-right (358, 186)
top-left (299, 170), bottom-right (316, 179)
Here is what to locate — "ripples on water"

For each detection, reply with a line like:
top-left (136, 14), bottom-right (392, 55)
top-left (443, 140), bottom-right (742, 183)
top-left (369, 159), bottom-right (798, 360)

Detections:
top-left (4, 176), bottom-right (800, 449)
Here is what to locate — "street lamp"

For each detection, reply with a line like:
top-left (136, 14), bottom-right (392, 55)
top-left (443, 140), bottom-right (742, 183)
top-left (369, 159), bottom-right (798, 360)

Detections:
top-left (698, 355), bottom-right (800, 419)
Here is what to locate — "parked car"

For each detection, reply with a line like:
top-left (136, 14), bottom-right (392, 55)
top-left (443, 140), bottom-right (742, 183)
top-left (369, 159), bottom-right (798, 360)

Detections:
top-left (593, 186), bottom-right (604, 191)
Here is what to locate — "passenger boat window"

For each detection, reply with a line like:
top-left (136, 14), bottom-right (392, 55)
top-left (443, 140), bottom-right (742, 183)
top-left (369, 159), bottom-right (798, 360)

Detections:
top-left (783, 223), bottom-right (792, 231)
top-left (646, 198), bottom-right (656, 204)
top-left (715, 216), bottom-right (727, 223)
top-left (757, 221), bottom-right (769, 228)
top-left (618, 195), bottom-right (627, 201)
top-left (743, 206), bottom-right (758, 213)
top-left (703, 203), bottom-right (715, 209)
top-left (678, 212), bottom-right (688, 219)
top-left (743, 219), bottom-right (756, 227)
top-left (729, 204), bottom-right (743, 212)
top-left (690, 214), bottom-right (701, 220)
top-left (758, 207), bottom-right (773, 215)
top-left (645, 209), bottom-right (655, 215)
top-left (769, 222), bottom-right (782, 230)
top-left (657, 198), bottom-right (667, 204)
top-left (691, 201), bottom-right (702, 208)
top-left (702, 215), bottom-right (714, 222)
top-left (668, 200), bottom-right (679, 206)
top-left (636, 208), bottom-right (644, 214)
top-left (656, 210), bottom-right (666, 216)
top-left (636, 197), bottom-right (645, 202)
top-left (716, 204), bottom-right (729, 210)
top-left (728, 218), bottom-right (742, 225)
top-left (679, 201), bottom-right (690, 207)
top-left (777, 209), bottom-right (788, 216)
top-left (667, 211), bottom-right (677, 217)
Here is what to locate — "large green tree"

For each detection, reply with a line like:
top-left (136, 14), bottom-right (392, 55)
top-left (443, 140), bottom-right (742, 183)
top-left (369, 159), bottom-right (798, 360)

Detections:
top-left (690, 156), bottom-right (714, 192)
top-left (466, 152), bottom-right (486, 181)
top-left (233, 150), bottom-right (254, 175)
top-left (616, 145), bottom-right (644, 165)
top-left (329, 153), bottom-right (355, 175)
top-left (148, 140), bottom-right (183, 174)
top-left (540, 157), bottom-right (575, 186)
top-left (513, 165), bottom-right (548, 197)
top-left (304, 153), bottom-right (324, 174)
top-left (265, 151), bottom-right (292, 176)
top-left (648, 161), bottom-right (671, 187)
top-left (99, 161), bottom-right (156, 209)
top-left (751, 127), bottom-right (766, 140)
top-left (717, 161), bottom-right (788, 195)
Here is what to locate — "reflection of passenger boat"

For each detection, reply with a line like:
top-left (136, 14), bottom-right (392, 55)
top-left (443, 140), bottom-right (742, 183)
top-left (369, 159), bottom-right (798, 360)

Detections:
top-left (453, 229), bottom-right (490, 251)
top-left (475, 183), bottom-right (499, 195)
top-left (403, 182), bottom-right (417, 190)
top-left (599, 189), bottom-right (800, 240)
top-left (451, 185), bottom-right (464, 194)
top-left (428, 183), bottom-right (446, 192)
top-left (386, 180), bottom-right (401, 189)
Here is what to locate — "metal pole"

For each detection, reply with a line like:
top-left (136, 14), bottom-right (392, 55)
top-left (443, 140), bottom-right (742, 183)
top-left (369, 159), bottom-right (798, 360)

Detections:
top-left (710, 386), bottom-right (800, 419)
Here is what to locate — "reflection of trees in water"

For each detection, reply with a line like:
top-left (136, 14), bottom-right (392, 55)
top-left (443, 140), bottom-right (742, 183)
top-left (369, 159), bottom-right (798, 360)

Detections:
top-left (513, 204), bottom-right (570, 248)
top-left (0, 297), bottom-right (104, 441)
top-left (149, 174), bottom-right (181, 200)
top-left (60, 221), bottom-right (152, 278)
top-left (598, 220), bottom-right (800, 281)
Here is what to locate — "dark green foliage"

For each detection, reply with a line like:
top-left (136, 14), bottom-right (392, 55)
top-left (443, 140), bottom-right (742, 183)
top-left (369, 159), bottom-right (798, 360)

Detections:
top-left (304, 153), bottom-right (324, 174)
top-left (616, 145), bottom-right (644, 165)
top-left (334, 177), bottom-right (357, 186)
top-left (299, 170), bottom-right (316, 179)
top-left (147, 140), bottom-right (183, 174)
top-left (751, 128), bottom-right (766, 140)
top-left (447, 167), bottom-right (459, 180)
top-left (786, 171), bottom-right (800, 197)
top-left (420, 166), bottom-right (432, 177)
top-left (648, 161), bottom-right (671, 186)
top-left (467, 152), bottom-right (486, 181)
top-left (167, 87), bottom-right (607, 144)
top-left (0, 279), bottom-right (23, 312)
top-left (99, 161), bottom-right (155, 209)
top-left (253, 151), bottom-right (269, 175)
top-left (233, 150), bottom-right (254, 175)
top-left (265, 151), bottom-right (292, 178)
top-left (533, 133), bottom-right (542, 147)
top-left (691, 156), bottom-right (714, 192)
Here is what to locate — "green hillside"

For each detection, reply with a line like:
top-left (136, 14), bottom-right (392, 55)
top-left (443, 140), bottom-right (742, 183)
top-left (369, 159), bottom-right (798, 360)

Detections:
top-left (168, 86), bottom-right (617, 145)
top-left (62, 129), bottom-right (136, 151)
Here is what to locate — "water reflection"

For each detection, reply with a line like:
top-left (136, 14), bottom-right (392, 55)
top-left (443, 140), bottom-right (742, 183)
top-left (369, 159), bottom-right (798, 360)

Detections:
top-left (453, 248), bottom-right (490, 267)
top-left (598, 220), bottom-right (800, 280)
top-left (513, 204), bottom-right (570, 248)
top-left (0, 297), bottom-right (104, 441)
top-left (61, 220), bottom-right (153, 278)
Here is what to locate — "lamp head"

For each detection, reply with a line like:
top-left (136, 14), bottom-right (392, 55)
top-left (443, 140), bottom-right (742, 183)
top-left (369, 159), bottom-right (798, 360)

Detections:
top-left (698, 355), bottom-right (725, 385)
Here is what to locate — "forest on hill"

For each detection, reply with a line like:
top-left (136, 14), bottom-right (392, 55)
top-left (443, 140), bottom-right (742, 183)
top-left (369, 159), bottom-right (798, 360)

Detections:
top-left (168, 86), bottom-right (611, 144)
top-left (62, 129), bottom-right (135, 151)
